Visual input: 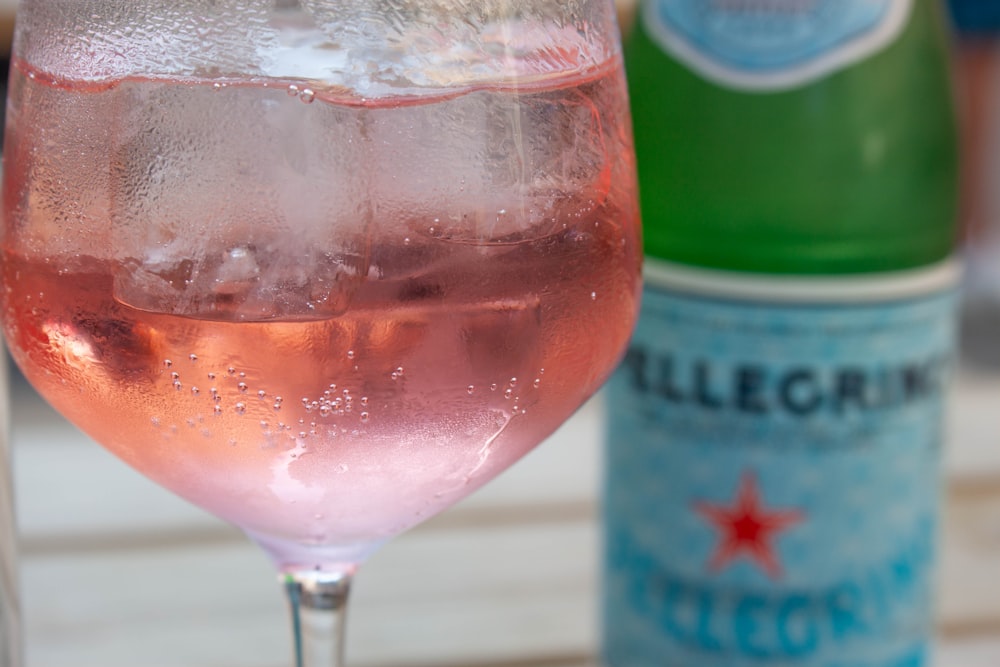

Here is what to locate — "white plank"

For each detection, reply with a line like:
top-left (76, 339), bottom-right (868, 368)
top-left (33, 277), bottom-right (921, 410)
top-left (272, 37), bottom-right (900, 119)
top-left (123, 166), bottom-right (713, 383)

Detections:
top-left (21, 521), bottom-right (597, 667)
top-left (947, 365), bottom-right (1000, 481)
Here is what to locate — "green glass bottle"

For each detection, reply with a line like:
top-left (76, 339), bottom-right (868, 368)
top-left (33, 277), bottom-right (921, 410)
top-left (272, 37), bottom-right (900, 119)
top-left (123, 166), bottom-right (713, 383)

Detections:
top-left (603, 2), bottom-right (961, 665)
top-left (625, 0), bottom-right (958, 274)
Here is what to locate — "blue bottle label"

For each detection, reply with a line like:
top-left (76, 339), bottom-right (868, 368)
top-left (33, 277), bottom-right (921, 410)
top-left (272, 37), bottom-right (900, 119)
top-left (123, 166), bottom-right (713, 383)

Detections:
top-left (602, 260), bottom-right (958, 667)
top-left (642, 0), bottom-right (914, 90)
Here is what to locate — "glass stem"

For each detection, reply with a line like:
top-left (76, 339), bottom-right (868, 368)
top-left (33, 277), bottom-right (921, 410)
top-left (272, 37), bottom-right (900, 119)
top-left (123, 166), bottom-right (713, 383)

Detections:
top-left (284, 571), bottom-right (353, 667)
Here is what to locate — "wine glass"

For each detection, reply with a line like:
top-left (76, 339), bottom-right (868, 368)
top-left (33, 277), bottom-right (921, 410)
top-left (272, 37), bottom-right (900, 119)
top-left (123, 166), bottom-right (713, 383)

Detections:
top-left (0, 0), bottom-right (641, 664)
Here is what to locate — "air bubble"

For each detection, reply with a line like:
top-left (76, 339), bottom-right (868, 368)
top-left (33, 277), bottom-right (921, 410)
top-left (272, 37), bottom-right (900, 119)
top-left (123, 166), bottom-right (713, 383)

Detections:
top-left (214, 405), bottom-right (223, 416)
top-left (490, 383), bottom-right (497, 391)
top-left (360, 412), bottom-right (370, 423)
top-left (227, 367), bottom-right (237, 376)
top-left (191, 386), bottom-right (200, 395)
top-left (467, 385), bottom-right (475, 395)
top-left (164, 359), bottom-right (173, 368)
top-left (591, 292), bottom-right (597, 300)
top-left (504, 389), bottom-right (513, 399)
top-left (533, 378), bottom-right (541, 388)
top-left (509, 377), bottom-right (518, 387)
top-left (173, 380), bottom-right (183, 390)
top-left (171, 372), bottom-right (180, 380)
top-left (360, 396), bottom-right (368, 406)
top-left (235, 402), bottom-right (247, 415)
top-left (207, 372), bottom-right (216, 380)
top-left (300, 88), bottom-right (315, 103)
top-left (258, 390), bottom-right (267, 399)
top-left (287, 84), bottom-right (300, 96)
top-left (238, 382), bottom-right (249, 393)
top-left (189, 354), bottom-right (198, 362)
top-left (346, 350), bottom-right (355, 359)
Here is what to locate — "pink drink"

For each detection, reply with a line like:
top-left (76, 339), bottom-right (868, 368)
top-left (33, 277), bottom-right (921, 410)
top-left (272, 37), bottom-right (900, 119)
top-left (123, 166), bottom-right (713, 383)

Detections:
top-left (2, 55), bottom-right (640, 570)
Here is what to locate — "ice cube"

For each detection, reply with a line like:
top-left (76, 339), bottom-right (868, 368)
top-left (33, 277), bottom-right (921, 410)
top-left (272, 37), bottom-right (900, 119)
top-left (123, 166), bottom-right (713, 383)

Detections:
top-left (110, 80), bottom-right (372, 321)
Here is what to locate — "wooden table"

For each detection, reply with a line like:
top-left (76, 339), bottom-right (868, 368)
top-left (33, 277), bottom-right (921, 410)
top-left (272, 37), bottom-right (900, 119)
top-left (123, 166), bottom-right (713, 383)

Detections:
top-left (9, 360), bottom-right (1000, 667)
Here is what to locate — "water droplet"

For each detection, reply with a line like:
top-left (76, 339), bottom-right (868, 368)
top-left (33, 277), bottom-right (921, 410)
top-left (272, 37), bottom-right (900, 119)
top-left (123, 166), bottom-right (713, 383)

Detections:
top-left (235, 402), bottom-right (247, 415)
top-left (300, 88), bottom-right (315, 103)
top-left (287, 84), bottom-right (300, 96)
top-left (238, 382), bottom-right (249, 393)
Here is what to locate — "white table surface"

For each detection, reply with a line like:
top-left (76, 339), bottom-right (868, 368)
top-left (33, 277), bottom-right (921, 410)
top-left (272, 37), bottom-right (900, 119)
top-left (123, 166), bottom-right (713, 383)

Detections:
top-left (7, 359), bottom-right (1000, 667)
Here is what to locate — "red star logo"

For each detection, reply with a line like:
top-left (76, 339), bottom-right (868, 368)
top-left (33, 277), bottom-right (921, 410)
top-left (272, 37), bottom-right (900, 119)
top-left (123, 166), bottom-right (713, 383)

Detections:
top-left (693, 471), bottom-right (804, 580)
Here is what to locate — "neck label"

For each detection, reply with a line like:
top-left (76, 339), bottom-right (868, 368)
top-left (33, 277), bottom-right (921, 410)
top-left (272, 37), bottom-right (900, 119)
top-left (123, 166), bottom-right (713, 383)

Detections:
top-left (643, 0), bottom-right (914, 91)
